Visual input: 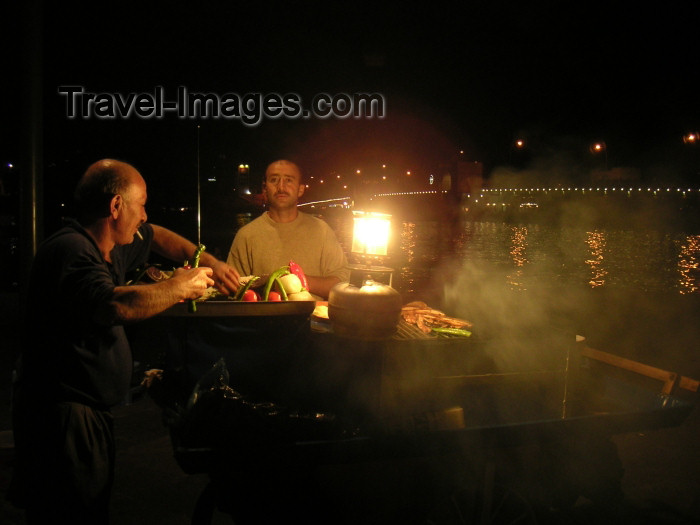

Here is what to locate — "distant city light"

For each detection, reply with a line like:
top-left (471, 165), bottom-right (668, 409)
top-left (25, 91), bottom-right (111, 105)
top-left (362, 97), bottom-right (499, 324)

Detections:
top-left (590, 142), bottom-right (606, 153)
top-left (374, 190), bottom-right (446, 197)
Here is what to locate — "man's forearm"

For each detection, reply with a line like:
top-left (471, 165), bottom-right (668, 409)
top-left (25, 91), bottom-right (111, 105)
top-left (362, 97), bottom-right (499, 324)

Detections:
top-left (151, 224), bottom-right (224, 269)
top-left (198, 250), bottom-right (221, 269)
top-left (307, 275), bottom-right (341, 300)
top-left (150, 224), bottom-right (241, 295)
top-left (98, 280), bottom-right (185, 324)
top-left (150, 224), bottom-right (200, 264)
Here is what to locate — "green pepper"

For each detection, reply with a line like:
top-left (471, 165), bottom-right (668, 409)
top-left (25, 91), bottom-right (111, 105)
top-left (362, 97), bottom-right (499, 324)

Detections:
top-left (188, 244), bottom-right (206, 313)
top-left (431, 327), bottom-right (472, 337)
top-left (262, 266), bottom-right (290, 301)
top-left (192, 244), bottom-right (205, 268)
top-left (274, 276), bottom-right (289, 301)
top-left (233, 276), bottom-right (260, 301)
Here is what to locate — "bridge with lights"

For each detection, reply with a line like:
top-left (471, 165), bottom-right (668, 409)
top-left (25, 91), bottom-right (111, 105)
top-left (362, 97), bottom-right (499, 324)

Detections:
top-left (299, 186), bottom-right (700, 207)
top-left (298, 186), bottom-right (700, 231)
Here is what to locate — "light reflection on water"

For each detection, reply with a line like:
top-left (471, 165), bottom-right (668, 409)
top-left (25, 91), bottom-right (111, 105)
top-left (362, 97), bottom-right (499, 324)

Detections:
top-left (329, 213), bottom-right (700, 297)
top-left (584, 231), bottom-right (607, 288)
top-left (678, 235), bottom-right (700, 294)
top-left (324, 209), bottom-right (700, 382)
top-left (400, 222), bottom-right (416, 264)
top-left (506, 226), bottom-right (528, 291)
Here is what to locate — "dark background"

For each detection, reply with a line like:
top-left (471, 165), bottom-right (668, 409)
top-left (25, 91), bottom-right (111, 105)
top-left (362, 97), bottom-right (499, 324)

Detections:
top-left (1, 2), bottom-right (699, 273)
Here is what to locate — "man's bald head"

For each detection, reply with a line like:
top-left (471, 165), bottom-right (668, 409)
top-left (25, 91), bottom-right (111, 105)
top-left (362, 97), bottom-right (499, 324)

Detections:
top-left (74, 159), bottom-right (145, 223)
top-left (265, 159), bottom-right (303, 182)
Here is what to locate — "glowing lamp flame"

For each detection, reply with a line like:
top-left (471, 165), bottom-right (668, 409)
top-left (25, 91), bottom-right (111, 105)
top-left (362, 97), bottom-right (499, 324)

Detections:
top-left (351, 211), bottom-right (391, 256)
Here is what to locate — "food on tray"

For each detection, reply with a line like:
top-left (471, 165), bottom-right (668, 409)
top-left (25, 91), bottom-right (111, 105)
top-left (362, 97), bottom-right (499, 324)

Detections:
top-left (137, 256), bottom-right (315, 306)
top-left (312, 302), bottom-right (329, 320)
top-left (217, 260), bottom-right (314, 303)
top-left (260, 263), bottom-right (313, 301)
top-left (145, 266), bottom-right (171, 282)
top-left (401, 301), bottom-right (473, 336)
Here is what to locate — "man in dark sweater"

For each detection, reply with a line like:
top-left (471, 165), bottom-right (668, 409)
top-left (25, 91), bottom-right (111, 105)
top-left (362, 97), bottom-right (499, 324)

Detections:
top-left (9, 158), bottom-right (240, 524)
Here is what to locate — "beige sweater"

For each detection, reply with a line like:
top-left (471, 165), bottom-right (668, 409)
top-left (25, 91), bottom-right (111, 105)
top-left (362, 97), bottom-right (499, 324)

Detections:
top-left (227, 211), bottom-right (350, 282)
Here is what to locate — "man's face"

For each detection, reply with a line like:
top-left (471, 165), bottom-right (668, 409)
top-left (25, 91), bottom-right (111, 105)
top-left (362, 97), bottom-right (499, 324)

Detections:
top-left (115, 175), bottom-right (148, 245)
top-left (264, 161), bottom-right (305, 211)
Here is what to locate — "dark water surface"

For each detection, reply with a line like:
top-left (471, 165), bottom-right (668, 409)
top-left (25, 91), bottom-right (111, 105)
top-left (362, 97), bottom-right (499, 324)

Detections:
top-left (324, 209), bottom-right (700, 378)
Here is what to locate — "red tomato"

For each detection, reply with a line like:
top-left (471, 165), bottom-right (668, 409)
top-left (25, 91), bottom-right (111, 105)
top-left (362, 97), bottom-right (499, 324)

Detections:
top-left (242, 289), bottom-right (258, 301)
top-left (267, 291), bottom-right (282, 301)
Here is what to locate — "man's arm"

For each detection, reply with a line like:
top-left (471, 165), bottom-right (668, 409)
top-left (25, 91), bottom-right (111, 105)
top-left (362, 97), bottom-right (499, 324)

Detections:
top-left (307, 221), bottom-right (349, 299)
top-left (150, 224), bottom-right (240, 294)
top-left (96, 266), bottom-right (214, 324)
top-left (306, 275), bottom-right (342, 300)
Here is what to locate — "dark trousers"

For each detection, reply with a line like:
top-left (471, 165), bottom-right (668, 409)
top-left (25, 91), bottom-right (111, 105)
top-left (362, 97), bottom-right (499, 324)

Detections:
top-left (10, 400), bottom-right (115, 525)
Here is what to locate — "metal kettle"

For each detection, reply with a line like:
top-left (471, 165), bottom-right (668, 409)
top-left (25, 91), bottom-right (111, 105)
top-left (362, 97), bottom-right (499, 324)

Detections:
top-left (328, 278), bottom-right (402, 340)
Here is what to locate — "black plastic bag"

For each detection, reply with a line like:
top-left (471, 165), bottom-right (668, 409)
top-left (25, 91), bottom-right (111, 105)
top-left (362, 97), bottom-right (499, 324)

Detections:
top-left (167, 358), bottom-right (344, 451)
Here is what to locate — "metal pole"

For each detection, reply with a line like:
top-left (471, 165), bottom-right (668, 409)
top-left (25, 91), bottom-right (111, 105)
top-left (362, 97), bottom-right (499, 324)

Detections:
top-left (20, 0), bottom-right (43, 290)
top-left (196, 124), bottom-right (201, 244)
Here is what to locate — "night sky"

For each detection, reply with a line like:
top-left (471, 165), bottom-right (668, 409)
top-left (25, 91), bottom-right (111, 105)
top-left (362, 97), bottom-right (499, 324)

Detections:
top-left (2, 2), bottom-right (699, 220)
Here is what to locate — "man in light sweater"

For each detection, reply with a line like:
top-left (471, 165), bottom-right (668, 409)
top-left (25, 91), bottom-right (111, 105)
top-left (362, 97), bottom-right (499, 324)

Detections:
top-left (227, 159), bottom-right (349, 299)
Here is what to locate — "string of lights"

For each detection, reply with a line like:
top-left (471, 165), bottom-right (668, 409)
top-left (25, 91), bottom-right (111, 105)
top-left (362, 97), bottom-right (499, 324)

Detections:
top-left (480, 187), bottom-right (699, 193)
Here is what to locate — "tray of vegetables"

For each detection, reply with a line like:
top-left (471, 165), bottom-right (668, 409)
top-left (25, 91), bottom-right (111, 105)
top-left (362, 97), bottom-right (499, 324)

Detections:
top-left (161, 259), bottom-right (317, 317)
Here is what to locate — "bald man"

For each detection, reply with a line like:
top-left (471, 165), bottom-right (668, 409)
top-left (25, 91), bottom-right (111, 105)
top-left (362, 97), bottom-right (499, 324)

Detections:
top-left (227, 159), bottom-right (349, 299)
top-left (9, 159), bottom-right (240, 524)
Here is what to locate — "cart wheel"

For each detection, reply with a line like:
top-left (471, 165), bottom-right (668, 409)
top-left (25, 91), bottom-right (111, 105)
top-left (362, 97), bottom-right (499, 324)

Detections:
top-left (427, 481), bottom-right (538, 525)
